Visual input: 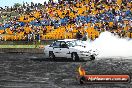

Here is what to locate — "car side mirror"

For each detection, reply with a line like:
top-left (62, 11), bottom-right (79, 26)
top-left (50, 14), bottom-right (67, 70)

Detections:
top-left (61, 44), bottom-right (69, 48)
top-left (64, 46), bottom-right (69, 49)
top-left (65, 45), bottom-right (69, 49)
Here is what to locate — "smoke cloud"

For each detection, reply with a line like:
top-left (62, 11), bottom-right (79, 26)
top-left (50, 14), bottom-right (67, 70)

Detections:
top-left (87, 31), bottom-right (132, 58)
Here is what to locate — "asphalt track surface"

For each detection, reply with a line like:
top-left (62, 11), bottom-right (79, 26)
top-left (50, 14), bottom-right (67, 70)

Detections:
top-left (0, 53), bottom-right (132, 88)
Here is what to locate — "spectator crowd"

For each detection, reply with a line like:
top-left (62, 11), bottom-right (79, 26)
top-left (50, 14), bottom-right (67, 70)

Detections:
top-left (0, 0), bottom-right (131, 41)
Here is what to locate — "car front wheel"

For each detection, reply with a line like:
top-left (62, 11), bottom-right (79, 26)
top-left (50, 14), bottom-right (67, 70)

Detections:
top-left (90, 55), bottom-right (95, 61)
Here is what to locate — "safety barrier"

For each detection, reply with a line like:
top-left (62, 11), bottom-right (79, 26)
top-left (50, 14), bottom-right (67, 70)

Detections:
top-left (0, 48), bottom-right (44, 54)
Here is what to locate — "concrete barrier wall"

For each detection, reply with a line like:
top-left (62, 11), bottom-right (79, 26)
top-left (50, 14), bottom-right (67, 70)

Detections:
top-left (0, 48), bottom-right (44, 54)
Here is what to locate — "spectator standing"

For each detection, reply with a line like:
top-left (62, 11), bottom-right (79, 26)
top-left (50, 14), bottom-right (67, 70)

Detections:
top-left (82, 31), bottom-right (88, 41)
top-left (76, 30), bottom-right (82, 40)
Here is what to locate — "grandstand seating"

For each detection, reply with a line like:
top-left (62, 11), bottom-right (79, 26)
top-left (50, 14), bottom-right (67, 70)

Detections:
top-left (0, 30), bottom-right (5, 34)
top-left (0, 0), bottom-right (131, 41)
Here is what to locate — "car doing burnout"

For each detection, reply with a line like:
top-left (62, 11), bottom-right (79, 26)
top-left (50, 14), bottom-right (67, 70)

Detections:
top-left (44, 39), bottom-right (98, 61)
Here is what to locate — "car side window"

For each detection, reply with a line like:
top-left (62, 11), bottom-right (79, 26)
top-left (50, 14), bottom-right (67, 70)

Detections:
top-left (53, 42), bottom-right (60, 48)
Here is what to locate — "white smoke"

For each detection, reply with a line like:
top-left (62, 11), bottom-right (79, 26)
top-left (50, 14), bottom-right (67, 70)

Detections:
top-left (87, 31), bottom-right (132, 58)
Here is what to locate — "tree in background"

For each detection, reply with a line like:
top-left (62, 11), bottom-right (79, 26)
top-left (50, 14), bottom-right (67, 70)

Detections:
top-left (13, 3), bottom-right (22, 9)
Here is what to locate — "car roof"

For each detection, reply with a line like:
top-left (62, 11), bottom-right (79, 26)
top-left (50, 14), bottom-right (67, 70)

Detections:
top-left (57, 39), bottom-right (77, 42)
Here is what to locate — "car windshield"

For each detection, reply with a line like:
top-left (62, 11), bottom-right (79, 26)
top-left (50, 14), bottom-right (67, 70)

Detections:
top-left (66, 40), bottom-right (86, 47)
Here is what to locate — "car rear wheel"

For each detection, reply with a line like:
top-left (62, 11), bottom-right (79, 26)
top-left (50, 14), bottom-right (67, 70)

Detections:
top-left (72, 53), bottom-right (79, 61)
top-left (49, 52), bottom-right (55, 60)
top-left (90, 55), bottom-right (95, 61)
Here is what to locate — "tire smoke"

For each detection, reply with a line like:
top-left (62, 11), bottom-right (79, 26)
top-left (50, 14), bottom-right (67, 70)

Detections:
top-left (88, 31), bottom-right (132, 58)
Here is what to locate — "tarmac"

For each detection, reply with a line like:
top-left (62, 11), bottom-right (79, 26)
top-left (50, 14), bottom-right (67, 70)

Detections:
top-left (0, 52), bottom-right (131, 88)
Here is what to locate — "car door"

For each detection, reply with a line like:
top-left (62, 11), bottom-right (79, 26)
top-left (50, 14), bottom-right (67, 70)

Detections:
top-left (52, 41), bottom-right (62, 57)
top-left (59, 41), bottom-right (71, 58)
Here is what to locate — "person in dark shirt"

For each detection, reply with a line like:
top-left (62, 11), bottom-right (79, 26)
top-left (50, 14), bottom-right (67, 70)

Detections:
top-left (76, 30), bottom-right (82, 40)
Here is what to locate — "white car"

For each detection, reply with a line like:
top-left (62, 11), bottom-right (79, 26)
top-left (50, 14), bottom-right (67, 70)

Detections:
top-left (44, 39), bottom-right (98, 61)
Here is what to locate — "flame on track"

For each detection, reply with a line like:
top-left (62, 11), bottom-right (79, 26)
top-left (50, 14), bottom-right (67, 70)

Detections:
top-left (78, 65), bottom-right (86, 76)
